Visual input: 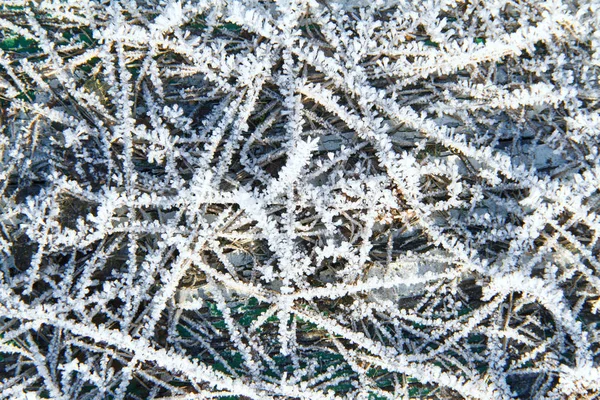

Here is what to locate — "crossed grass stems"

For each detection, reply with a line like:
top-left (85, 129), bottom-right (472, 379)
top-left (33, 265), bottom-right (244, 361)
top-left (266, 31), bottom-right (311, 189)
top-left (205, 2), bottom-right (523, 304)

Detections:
top-left (1, 4), bottom-right (599, 399)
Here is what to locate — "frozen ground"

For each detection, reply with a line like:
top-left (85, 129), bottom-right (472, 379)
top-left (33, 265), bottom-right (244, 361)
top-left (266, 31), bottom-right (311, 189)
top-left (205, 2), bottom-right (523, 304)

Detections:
top-left (0, 1), bottom-right (599, 399)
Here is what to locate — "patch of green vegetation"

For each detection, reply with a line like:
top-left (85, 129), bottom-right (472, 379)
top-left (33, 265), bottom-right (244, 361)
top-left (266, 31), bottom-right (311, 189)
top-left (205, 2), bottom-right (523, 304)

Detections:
top-left (15, 89), bottom-right (35, 102)
top-left (0, 35), bottom-right (40, 53)
top-left (76, 56), bottom-right (101, 73)
top-left (458, 305), bottom-right (473, 316)
top-left (212, 351), bottom-right (244, 374)
top-left (367, 367), bottom-right (394, 389)
top-left (184, 19), bottom-right (242, 33)
top-left (61, 27), bottom-right (95, 46)
top-left (176, 324), bottom-right (192, 338)
top-left (212, 320), bottom-right (227, 330)
top-left (325, 380), bottom-right (354, 393)
top-left (522, 361), bottom-right (534, 368)
top-left (219, 23), bottom-right (242, 32)
top-left (408, 386), bottom-right (432, 398)
top-left (411, 321), bottom-right (427, 329)
top-left (232, 297), bottom-right (271, 327)
top-left (200, 298), bottom-right (278, 332)
top-left (238, 308), bottom-right (268, 326)
top-left (300, 23), bottom-right (320, 34)
top-left (207, 300), bottom-right (223, 317)
top-left (314, 349), bottom-right (345, 364)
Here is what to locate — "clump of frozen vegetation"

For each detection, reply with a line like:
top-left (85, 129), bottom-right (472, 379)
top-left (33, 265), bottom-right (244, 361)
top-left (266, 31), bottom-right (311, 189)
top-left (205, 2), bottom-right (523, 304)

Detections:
top-left (0, 0), bottom-right (599, 398)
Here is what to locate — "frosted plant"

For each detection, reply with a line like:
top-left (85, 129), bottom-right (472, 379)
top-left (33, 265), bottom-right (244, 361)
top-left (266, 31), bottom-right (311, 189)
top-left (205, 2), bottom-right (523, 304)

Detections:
top-left (0, 0), bottom-right (599, 398)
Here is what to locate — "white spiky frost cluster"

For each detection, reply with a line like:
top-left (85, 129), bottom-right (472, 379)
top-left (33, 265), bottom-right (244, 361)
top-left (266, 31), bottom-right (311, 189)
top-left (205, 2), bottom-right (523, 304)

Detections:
top-left (1, 0), bottom-right (599, 398)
